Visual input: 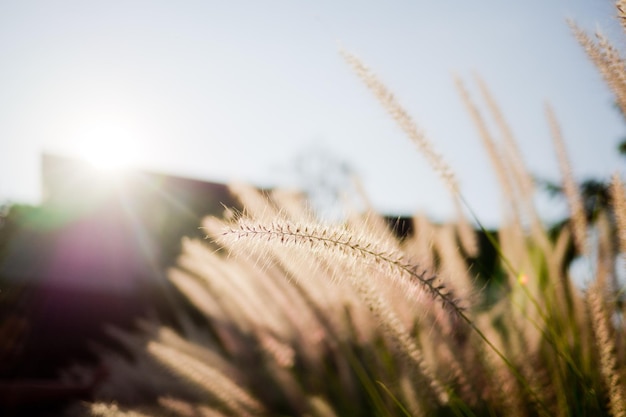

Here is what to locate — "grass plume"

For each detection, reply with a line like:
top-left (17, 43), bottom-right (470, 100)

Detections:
top-left (219, 218), bottom-right (464, 315)
top-left (546, 103), bottom-right (588, 255)
top-left (340, 49), bottom-right (459, 196)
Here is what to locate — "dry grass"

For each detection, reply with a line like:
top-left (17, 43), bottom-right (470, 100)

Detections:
top-left (70, 2), bottom-right (626, 417)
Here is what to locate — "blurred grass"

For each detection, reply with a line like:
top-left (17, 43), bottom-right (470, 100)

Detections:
top-left (66, 2), bottom-right (626, 416)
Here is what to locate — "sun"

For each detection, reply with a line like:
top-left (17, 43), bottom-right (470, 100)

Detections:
top-left (77, 123), bottom-right (139, 172)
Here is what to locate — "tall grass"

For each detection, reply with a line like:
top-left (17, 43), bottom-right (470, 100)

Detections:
top-left (74, 3), bottom-right (626, 416)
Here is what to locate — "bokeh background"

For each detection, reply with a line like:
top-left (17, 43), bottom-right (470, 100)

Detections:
top-left (1, 0), bottom-right (624, 227)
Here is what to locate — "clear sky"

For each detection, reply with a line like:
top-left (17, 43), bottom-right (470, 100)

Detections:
top-left (0, 0), bottom-right (624, 227)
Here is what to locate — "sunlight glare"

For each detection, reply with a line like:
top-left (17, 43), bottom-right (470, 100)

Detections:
top-left (78, 124), bottom-right (138, 172)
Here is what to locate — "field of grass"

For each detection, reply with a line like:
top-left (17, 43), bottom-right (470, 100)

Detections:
top-left (69, 2), bottom-right (626, 416)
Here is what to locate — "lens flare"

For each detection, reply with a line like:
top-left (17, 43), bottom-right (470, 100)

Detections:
top-left (78, 124), bottom-right (138, 172)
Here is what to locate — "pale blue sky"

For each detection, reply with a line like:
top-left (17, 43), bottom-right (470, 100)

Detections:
top-left (0, 0), bottom-right (624, 227)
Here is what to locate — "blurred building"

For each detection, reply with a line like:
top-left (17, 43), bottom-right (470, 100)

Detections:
top-left (0, 154), bottom-right (236, 380)
top-left (39, 154), bottom-right (235, 291)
